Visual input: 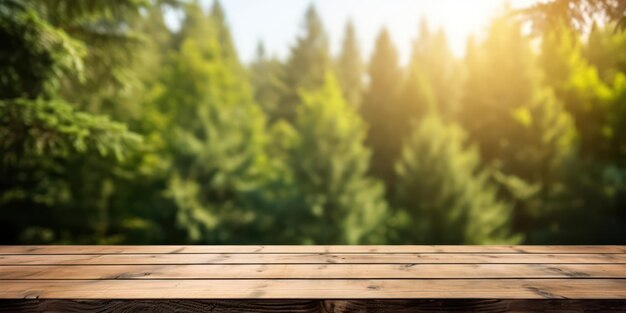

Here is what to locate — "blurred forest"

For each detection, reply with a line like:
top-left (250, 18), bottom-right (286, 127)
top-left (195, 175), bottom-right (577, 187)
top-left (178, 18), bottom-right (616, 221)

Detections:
top-left (1, 0), bottom-right (625, 244)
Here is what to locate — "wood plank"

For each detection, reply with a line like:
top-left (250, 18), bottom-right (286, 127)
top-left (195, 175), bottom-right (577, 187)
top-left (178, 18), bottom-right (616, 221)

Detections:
top-left (1, 264), bottom-right (624, 279)
top-left (0, 279), bottom-right (625, 299)
top-left (0, 300), bottom-right (321, 313)
top-left (2, 299), bottom-right (626, 313)
top-left (2, 245), bottom-right (625, 254)
top-left (1, 253), bottom-right (625, 265)
top-left (321, 299), bottom-right (626, 312)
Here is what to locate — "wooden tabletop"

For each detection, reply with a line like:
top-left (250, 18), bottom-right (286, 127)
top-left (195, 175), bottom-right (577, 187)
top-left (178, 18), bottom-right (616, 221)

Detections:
top-left (0, 245), bottom-right (625, 299)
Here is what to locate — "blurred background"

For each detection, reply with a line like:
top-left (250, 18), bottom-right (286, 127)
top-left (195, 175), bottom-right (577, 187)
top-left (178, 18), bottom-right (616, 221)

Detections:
top-left (1, 0), bottom-right (625, 244)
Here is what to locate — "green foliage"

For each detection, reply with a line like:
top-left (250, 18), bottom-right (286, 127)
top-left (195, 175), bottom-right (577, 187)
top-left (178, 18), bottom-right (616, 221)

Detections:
top-left (2, 0), bottom-right (626, 245)
top-left (392, 115), bottom-right (519, 244)
top-left (250, 42), bottom-right (288, 123)
top-left (460, 14), bottom-right (538, 170)
top-left (335, 21), bottom-right (363, 108)
top-left (585, 24), bottom-right (626, 82)
top-left (1, 99), bottom-right (140, 164)
top-left (0, 0), bottom-right (85, 99)
top-left (0, 0), bottom-right (148, 244)
top-left (279, 5), bottom-right (332, 122)
top-left (210, 0), bottom-right (239, 64)
top-left (0, 98), bottom-right (143, 243)
top-left (520, 0), bottom-right (626, 32)
top-left (361, 29), bottom-right (402, 189)
top-left (405, 19), bottom-right (461, 117)
top-left (541, 22), bottom-right (626, 164)
top-left (532, 20), bottom-right (626, 243)
top-left (146, 3), bottom-right (269, 243)
top-left (287, 73), bottom-right (388, 244)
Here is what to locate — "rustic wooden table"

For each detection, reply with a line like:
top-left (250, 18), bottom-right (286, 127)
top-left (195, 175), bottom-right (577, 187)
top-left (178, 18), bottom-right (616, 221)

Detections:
top-left (0, 245), bottom-right (625, 312)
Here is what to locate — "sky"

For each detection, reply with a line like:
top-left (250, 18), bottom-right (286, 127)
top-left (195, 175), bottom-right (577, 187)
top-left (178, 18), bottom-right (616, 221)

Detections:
top-left (166, 0), bottom-right (539, 65)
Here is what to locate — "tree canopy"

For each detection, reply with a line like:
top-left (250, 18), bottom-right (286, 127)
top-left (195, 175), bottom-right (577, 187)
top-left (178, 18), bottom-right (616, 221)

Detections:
top-left (2, 0), bottom-right (625, 245)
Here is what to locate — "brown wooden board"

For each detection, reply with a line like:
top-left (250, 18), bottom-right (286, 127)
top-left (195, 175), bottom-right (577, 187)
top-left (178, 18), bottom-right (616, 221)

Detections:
top-left (0, 264), bottom-right (625, 279)
top-left (0, 245), bottom-right (625, 305)
top-left (1, 253), bottom-right (626, 265)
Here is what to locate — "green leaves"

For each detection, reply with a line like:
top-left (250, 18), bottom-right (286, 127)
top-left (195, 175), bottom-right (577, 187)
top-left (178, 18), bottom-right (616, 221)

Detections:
top-left (0, 0), bottom-right (86, 99)
top-left (2, 0), bottom-right (626, 245)
top-left (393, 115), bottom-right (519, 244)
top-left (1, 96), bottom-right (141, 165)
top-left (288, 73), bottom-right (388, 244)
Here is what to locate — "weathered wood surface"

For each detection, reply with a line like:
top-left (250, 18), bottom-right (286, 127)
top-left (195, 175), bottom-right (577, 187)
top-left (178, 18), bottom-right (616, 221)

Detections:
top-left (2, 279), bottom-right (626, 299)
top-left (0, 245), bottom-right (625, 302)
top-left (2, 299), bottom-right (626, 313)
top-left (3, 253), bottom-right (626, 265)
top-left (2, 264), bottom-right (625, 279)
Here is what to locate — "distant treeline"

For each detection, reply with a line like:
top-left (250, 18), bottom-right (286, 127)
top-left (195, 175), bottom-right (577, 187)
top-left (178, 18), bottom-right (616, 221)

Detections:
top-left (1, 0), bottom-right (625, 244)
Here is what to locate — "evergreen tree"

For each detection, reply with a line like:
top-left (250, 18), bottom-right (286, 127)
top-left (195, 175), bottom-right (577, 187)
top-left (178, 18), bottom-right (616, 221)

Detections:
top-left (361, 28), bottom-right (402, 191)
top-left (279, 5), bottom-right (332, 122)
top-left (532, 20), bottom-right (626, 243)
top-left (174, 1), bottom-right (209, 50)
top-left (288, 73), bottom-right (388, 244)
top-left (533, 154), bottom-right (626, 244)
top-left (404, 19), bottom-right (461, 117)
top-left (148, 4), bottom-right (270, 243)
top-left (0, 0), bottom-right (144, 244)
top-left (249, 41), bottom-right (287, 123)
top-left (123, 3), bottom-right (174, 125)
top-left (584, 23), bottom-right (626, 83)
top-left (209, 0), bottom-right (239, 63)
top-left (540, 21), bottom-right (626, 164)
top-left (392, 115), bottom-right (519, 244)
top-left (460, 13), bottom-right (537, 173)
top-left (461, 12), bottom-right (577, 238)
top-left (335, 21), bottom-right (363, 108)
top-left (521, 0), bottom-right (626, 32)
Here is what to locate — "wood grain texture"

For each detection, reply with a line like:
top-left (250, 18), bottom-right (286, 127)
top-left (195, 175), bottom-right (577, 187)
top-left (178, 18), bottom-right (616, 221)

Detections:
top-left (1, 245), bottom-right (625, 302)
top-left (0, 299), bottom-right (321, 313)
top-left (2, 245), bottom-right (625, 254)
top-left (2, 299), bottom-right (626, 313)
top-left (2, 253), bottom-right (625, 265)
top-left (1, 264), bottom-right (624, 279)
top-left (321, 299), bottom-right (626, 312)
top-left (1, 279), bottom-right (625, 299)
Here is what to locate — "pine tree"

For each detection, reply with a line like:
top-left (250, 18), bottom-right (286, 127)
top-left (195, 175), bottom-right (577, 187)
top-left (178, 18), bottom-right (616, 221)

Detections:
top-left (0, 0), bottom-right (144, 244)
top-left (406, 19), bottom-right (461, 117)
top-left (361, 28), bottom-right (402, 191)
top-left (209, 0), bottom-right (239, 63)
top-left (288, 73), bottom-right (388, 244)
top-left (250, 41), bottom-right (287, 123)
top-left (148, 4), bottom-right (270, 243)
top-left (461, 11), bottom-right (577, 238)
top-left (540, 21), bottom-right (625, 163)
top-left (531, 19), bottom-right (626, 243)
top-left (335, 21), bottom-right (363, 108)
top-left (392, 115), bottom-right (519, 244)
top-left (584, 23), bottom-right (626, 83)
top-left (174, 1), bottom-right (211, 50)
top-left (279, 5), bottom-right (332, 122)
top-left (460, 13), bottom-right (537, 173)
top-left (124, 3), bottom-right (173, 124)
